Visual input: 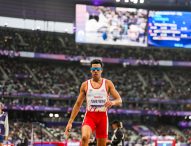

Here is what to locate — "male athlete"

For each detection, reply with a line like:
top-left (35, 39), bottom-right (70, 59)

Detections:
top-left (0, 102), bottom-right (9, 146)
top-left (65, 59), bottom-right (122, 146)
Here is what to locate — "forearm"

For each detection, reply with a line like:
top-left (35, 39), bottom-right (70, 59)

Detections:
top-left (112, 97), bottom-right (122, 106)
top-left (68, 102), bottom-right (81, 124)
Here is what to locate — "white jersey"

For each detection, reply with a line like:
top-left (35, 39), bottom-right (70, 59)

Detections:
top-left (86, 78), bottom-right (109, 112)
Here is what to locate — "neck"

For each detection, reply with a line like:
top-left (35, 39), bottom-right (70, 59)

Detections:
top-left (92, 77), bottom-right (102, 82)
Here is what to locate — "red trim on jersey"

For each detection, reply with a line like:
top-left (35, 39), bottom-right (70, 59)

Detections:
top-left (105, 79), bottom-right (110, 98)
top-left (105, 79), bottom-right (108, 93)
top-left (85, 80), bottom-right (88, 110)
top-left (85, 80), bottom-right (88, 94)
top-left (90, 78), bottom-right (104, 89)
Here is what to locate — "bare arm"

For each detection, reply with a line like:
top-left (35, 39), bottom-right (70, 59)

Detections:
top-left (65, 82), bottom-right (86, 136)
top-left (105, 80), bottom-right (122, 108)
top-left (68, 82), bottom-right (86, 123)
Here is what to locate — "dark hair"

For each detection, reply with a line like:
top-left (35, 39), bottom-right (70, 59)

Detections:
top-left (111, 120), bottom-right (121, 128)
top-left (90, 59), bottom-right (103, 68)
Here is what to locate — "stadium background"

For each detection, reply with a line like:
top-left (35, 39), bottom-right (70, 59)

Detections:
top-left (0, 0), bottom-right (191, 145)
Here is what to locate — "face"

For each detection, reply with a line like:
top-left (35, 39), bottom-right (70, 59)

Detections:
top-left (111, 124), bottom-right (117, 130)
top-left (90, 64), bottom-right (103, 80)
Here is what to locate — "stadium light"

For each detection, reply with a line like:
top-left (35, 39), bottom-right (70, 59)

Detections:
top-left (4, 23), bottom-right (8, 27)
top-left (64, 29), bottom-right (68, 33)
top-left (81, 114), bottom-right (84, 118)
top-left (116, 0), bottom-right (120, 2)
top-left (54, 113), bottom-right (59, 118)
top-left (125, 0), bottom-right (138, 4)
top-left (140, 0), bottom-right (144, 3)
top-left (49, 113), bottom-right (53, 117)
top-left (132, 0), bottom-right (138, 3)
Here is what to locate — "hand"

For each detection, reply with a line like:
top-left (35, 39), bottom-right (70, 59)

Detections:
top-left (64, 122), bottom-right (72, 138)
top-left (107, 139), bottom-right (112, 143)
top-left (104, 100), bottom-right (114, 108)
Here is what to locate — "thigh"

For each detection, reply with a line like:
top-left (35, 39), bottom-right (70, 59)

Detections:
top-left (82, 112), bottom-right (96, 134)
top-left (95, 114), bottom-right (108, 139)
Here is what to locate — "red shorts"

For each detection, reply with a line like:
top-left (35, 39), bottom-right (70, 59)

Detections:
top-left (82, 111), bottom-right (108, 138)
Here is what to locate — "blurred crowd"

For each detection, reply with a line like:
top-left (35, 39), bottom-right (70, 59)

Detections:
top-left (0, 27), bottom-right (191, 60)
top-left (0, 58), bottom-right (191, 111)
top-left (8, 121), bottom-right (55, 146)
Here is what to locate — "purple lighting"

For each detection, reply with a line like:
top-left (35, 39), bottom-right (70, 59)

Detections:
top-left (92, 0), bottom-right (101, 5)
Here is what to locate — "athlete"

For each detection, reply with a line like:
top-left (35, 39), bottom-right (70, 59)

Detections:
top-left (65, 59), bottom-right (122, 146)
top-left (0, 102), bottom-right (9, 146)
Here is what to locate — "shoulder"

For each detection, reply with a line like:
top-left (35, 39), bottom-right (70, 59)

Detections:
top-left (81, 80), bottom-right (89, 91)
top-left (105, 79), bottom-right (112, 84)
top-left (105, 79), bottom-right (115, 92)
top-left (105, 79), bottom-right (114, 87)
top-left (82, 80), bottom-right (88, 86)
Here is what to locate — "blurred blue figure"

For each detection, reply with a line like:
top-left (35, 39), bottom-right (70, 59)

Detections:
top-left (102, 31), bottom-right (107, 40)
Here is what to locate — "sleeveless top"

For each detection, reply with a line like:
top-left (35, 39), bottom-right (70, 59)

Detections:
top-left (86, 78), bottom-right (109, 112)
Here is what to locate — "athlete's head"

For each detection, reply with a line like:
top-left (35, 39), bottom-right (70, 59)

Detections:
top-left (90, 59), bottom-right (103, 80)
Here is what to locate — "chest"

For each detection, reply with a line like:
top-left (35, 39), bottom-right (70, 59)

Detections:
top-left (90, 81), bottom-right (103, 89)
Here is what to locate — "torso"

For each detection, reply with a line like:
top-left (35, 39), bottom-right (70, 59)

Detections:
top-left (85, 78), bottom-right (109, 112)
